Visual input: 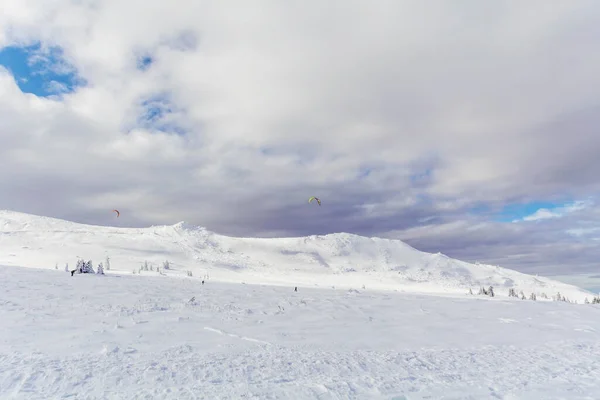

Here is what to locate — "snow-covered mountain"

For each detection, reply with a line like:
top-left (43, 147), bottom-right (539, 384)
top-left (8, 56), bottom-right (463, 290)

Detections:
top-left (0, 209), bottom-right (591, 302)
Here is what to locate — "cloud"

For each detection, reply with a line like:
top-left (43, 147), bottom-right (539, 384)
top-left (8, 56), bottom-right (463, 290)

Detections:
top-left (519, 200), bottom-right (591, 222)
top-left (1, 0), bottom-right (600, 278)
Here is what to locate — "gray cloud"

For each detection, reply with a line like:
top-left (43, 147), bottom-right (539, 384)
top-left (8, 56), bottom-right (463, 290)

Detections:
top-left (1, 0), bottom-right (600, 278)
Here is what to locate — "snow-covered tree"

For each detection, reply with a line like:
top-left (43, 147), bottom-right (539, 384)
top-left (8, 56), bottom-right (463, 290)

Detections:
top-left (76, 259), bottom-right (95, 274)
top-left (105, 256), bottom-right (111, 271)
top-left (65, 263), bottom-right (69, 273)
top-left (554, 292), bottom-right (562, 301)
top-left (488, 286), bottom-right (494, 297)
top-left (85, 260), bottom-right (95, 274)
top-left (585, 297), bottom-right (590, 304)
top-left (97, 262), bottom-right (104, 275)
top-left (508, 288), bottom-right (517, 297)
top-left (529, 292), bottom-right (537, 301)
top-left (162, 260), bottom-right (170, 270)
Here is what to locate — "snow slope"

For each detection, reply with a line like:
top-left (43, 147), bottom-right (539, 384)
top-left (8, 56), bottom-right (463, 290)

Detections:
top-left (0, 209), bottom-right (592, 302)
top-left (1, 265), bottom-right (600, 399)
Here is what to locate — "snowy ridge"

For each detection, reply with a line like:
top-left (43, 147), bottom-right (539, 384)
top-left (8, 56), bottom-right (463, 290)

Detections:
top-left (0, 209), bottom-right (591, 302)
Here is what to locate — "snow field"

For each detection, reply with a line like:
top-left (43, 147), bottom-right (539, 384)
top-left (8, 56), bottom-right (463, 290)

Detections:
top-left (1, 265), bottom-right (600, 399)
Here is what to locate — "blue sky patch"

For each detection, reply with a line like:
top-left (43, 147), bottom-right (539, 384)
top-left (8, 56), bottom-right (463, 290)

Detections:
top-left (494, 200), bottom-right (569, 222)
top-left (136, 92), bottom-right (186, 135)
top-left (0, 42), bottom-right (84, 97)
top-left (137, 54), bottom-right (153, 71)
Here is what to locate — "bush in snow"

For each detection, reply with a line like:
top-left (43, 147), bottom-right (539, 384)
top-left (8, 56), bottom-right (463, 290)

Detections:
top-left (97, 262), bottom-right (104, 275)
top-left (187, 270), bottom-right (193, 277)
top-left (529, 292), bottom-right (537, 301)
top-left (508, 288), bottom-right (518, 297)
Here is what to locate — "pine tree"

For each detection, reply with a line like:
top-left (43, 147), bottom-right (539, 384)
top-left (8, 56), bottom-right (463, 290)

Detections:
top-left (488, 286), bottom-right (494, 297)
top-left (555, 292), bottom-right (562, 301)
top-left (105, 256), bottom-right (111, 271)
top-left (585, 297), bottom-right (590, 304)
top-left (77, 259), bottom-right (95, 274)
top-left (508, 288), bottom-right (517, 297)
top-left (97, 262), bottom-right (104, 275)
top-left (529, 292), bottom-right (537, 301)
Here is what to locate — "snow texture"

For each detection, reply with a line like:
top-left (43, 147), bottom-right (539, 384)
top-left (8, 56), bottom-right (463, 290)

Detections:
top-left (2, 266), bottom-right (600, 399)
top-left (1, 210), bottom-right (600, 398)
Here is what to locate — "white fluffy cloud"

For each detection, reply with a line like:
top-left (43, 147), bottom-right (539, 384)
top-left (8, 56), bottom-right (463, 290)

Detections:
top-left (1, 0), bottom-right (600, 276)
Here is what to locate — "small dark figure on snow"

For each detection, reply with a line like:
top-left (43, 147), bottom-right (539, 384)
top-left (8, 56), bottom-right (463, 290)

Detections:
top-left (294, 286), bottom-right (297, 292)
top-left (202, 280), bottom-right (205, 285)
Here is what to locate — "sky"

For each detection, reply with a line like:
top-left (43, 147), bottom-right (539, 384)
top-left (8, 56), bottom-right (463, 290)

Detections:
top-left (1, 0), bottom-right (599, 280)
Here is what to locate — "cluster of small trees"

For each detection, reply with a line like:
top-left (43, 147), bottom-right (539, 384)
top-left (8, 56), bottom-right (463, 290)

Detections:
top-left (71, 259), bottom-right (103, 275)
top-left (585, 296), bottom-right (600, 304)
top-left (468, 286), bottom-right (599, 305)
top-left (508, 288), bottom-right (537, 301)
top-left (64, 256), bottom-right (112, 276)
top-left (132, 260), bottom-right (172, 275)
top-left (468, 286), bottom-right (496, 297)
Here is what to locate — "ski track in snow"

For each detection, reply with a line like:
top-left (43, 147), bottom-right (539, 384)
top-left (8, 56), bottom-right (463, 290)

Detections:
top-left (1, 266), bottom-right (600, 399)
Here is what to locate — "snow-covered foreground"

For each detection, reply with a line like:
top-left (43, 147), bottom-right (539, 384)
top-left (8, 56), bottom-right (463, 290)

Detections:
top-left (2, 266), bottom-right (600, 399)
